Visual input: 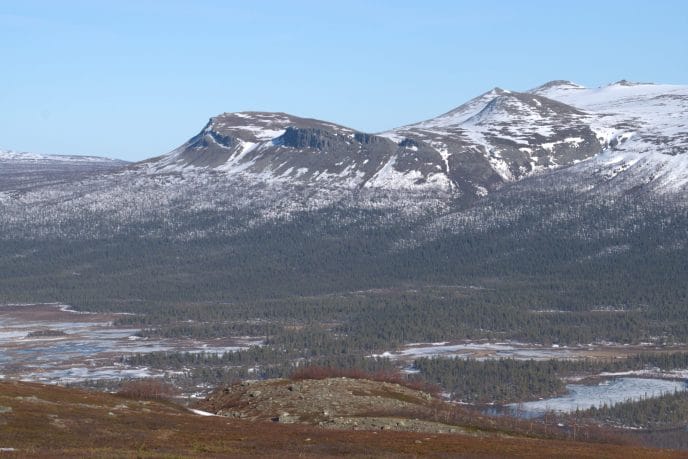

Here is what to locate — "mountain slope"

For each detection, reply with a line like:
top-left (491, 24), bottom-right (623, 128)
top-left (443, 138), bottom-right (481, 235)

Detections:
top-left (386, 90), bottom-right (602, 196)
top-left (528, 80), bottom-right (688, 194)
top-left (530, 79), bottom-right (688, 157)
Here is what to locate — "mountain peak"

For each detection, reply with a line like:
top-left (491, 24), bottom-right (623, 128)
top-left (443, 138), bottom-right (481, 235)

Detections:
top-left (464, 90), bottom-right (584, 125)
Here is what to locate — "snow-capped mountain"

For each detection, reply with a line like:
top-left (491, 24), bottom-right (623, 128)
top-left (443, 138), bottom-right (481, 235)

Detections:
top-left (1, 79), bottom-right (686, 243)
top-left (387, 80), bottom-right (687, 196)
top-left (139, 80), bottom-right (688, 198)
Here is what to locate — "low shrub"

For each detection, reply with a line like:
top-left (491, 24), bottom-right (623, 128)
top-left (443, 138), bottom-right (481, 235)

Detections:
top-left (116, 378), bottom-right (179, 400)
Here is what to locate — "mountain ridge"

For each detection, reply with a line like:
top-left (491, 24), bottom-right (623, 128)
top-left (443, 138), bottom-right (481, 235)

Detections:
top-left (127, 79), bottom-right (688, 198)
top-left (3, 79), bottom-right (686, 198)
top-left (1, 79), bottom-right (686, 245)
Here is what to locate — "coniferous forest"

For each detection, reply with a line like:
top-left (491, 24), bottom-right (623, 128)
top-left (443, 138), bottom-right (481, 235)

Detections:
top-left (1, 172), bottom-right (687, 447)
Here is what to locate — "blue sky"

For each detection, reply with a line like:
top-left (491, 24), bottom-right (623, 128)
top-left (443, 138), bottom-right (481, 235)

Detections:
top-left (2, 1), bottom-right (687, 161)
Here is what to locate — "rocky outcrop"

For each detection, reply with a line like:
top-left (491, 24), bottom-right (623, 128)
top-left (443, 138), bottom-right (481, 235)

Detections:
top-left (198, 377), bottom-right (466, 434)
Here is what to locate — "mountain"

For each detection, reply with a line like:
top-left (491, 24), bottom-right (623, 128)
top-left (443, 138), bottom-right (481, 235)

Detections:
top-left (135, 80), bottom-right (688, 199)
top-left (0, 80), bottom-right (686, 314)
top-left (2, 80), bottom-right (686, 245)
top-left (530, 79), bottom-right (688, 159)
top-left (3, 80), bottom-right (686, 242)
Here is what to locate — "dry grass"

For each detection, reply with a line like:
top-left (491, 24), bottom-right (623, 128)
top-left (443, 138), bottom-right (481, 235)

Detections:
top-left (0, 380), bottom-right (684, 458)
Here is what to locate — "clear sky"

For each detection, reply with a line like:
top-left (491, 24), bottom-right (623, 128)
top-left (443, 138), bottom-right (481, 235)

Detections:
top-left (2, 0), bottom-right (687, 161)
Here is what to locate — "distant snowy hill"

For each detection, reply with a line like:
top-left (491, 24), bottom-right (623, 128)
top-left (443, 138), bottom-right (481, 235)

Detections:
top-left (0, 148), bottom-right (127, 191)
top-left (0, 149), bottom-right (122, 164)
top-left (530, 79), bottom-right (688, 158)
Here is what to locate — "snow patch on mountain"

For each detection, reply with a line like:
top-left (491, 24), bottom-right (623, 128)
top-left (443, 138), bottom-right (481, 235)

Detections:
top-left (364, 155), bottom-right (451, 190)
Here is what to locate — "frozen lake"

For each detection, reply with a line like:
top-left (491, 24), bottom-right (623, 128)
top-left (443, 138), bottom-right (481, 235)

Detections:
top-left (507, 377), bottom-right (688, 417)
top-left (380, 340), bottom-right (688, 362)
top-left (0, 303), bottom-right (262, 384)
top-left (394, 341), bottom-right (578, 360)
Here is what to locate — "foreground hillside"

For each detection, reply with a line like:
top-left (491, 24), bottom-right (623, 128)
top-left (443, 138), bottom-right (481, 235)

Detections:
top-left (0, 379), bottom-right (684, 458)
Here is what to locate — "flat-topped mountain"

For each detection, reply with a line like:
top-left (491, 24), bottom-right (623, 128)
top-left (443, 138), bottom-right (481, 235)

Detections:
top-left (146, 111), bottom-right (452, 192)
